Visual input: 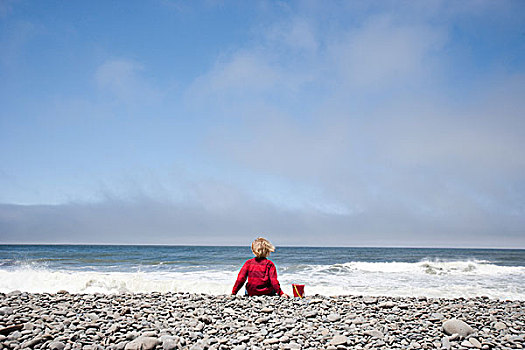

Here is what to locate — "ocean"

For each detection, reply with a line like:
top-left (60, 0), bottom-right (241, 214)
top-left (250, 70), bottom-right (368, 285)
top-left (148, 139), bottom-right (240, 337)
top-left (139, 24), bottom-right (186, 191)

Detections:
top-left (0, 245), bottom-right (524, 300)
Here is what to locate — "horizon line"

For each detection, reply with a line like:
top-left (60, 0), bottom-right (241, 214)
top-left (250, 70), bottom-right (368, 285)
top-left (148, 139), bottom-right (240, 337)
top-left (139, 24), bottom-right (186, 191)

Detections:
top-left (0, 242), bottom-right (523, 250)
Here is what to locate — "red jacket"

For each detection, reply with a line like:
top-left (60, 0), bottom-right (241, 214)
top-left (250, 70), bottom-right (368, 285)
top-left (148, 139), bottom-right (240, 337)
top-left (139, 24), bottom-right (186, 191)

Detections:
top-left (232, 257), bottom-right (284, 296)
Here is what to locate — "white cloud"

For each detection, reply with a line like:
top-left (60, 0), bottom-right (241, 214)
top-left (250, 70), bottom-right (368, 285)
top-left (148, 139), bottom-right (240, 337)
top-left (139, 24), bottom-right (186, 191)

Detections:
top-left (266, 17), bottom-right (318, 52)
top-left (374, 74), bottom-right (525, 174)
top-left (186, 50), bottom-right (280, 112)
top-left (328, 14), bottom-right (447, 88)
top-left (202, 51), bottom-right (279, 93)
top-left (95, 59), bottom-right (162, 105)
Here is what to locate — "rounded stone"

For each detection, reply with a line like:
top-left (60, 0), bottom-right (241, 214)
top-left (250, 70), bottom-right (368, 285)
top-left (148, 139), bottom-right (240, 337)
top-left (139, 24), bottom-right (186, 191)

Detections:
top-left (494, 322), bottom-right (507, 330)
top-left (162, 339), bottom-right (178, 350)
top-left (443, 319), bottom-right (475, 337)
top-left (49, 341), bottom-right (66, 350)
top-left (124, 336), bottom-right (160, 350)
top-left (469, 337), bottom-right (482, 348)
top-left (329, 335), bottom-right (348, 346)
top-left (378, 301), bottom-right (395, 309)
top-left (461, 340), bottom-right (474, 348)
top-left (327, 314), bottom-right (341, 322)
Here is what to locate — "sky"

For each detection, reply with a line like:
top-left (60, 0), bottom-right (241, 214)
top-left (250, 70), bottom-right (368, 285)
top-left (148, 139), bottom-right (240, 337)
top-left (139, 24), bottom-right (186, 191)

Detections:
top-left (0, 0), bottom-right (524, 247)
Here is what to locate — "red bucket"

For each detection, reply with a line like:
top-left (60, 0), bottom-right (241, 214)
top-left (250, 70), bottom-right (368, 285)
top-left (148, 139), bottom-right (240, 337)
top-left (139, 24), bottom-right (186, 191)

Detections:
top-left (292, 284), bottom-right (305, 298)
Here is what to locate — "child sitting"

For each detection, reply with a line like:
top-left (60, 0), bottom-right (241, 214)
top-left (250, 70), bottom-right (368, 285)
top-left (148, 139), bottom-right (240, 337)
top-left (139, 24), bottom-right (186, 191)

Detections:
top-left (232, 237), bottom-right (289, 297)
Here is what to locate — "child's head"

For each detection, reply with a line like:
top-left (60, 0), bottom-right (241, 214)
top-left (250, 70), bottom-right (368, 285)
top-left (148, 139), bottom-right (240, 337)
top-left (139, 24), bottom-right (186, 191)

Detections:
top-left (251, 237), bottom-right (275, 258)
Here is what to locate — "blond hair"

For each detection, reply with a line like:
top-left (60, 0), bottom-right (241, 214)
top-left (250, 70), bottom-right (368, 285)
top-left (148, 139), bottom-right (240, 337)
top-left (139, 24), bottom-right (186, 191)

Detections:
top-left (251, 237), bottom-right (275, 258)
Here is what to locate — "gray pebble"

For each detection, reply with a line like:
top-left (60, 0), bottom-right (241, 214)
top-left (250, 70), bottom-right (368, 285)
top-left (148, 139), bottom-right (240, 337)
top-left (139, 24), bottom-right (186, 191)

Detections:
top-left (0, 306), bottom-right (14, 315)
top-left (441, 336), bottom-right (451, 350)
top-left (364, 329), bottom-right (384, 339)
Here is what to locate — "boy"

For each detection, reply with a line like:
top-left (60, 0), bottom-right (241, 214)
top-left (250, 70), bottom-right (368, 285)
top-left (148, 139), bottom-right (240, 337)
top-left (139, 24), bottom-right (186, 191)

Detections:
top-left (232, 237), bottom-right (289, 297)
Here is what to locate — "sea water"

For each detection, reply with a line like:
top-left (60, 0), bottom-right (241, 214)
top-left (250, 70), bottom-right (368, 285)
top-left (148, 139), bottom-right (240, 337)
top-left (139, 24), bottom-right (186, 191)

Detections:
top-left (0, 245), bottom-right (524, 300)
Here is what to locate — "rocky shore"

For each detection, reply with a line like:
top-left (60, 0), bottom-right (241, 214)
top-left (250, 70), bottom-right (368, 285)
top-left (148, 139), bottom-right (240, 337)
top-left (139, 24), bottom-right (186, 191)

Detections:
top-left (0, 291), bottom-right (523, 350)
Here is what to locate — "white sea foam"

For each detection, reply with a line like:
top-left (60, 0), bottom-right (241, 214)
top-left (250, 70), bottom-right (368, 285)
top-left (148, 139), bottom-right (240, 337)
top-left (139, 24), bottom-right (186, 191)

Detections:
top-left (301, 259), bottom-right (524, 276)
top-left (280, 259), bottom-right (525, 300)
top-left (0, 267), bottom-right (234, 295)
top-left (1, 259), bottom-right (523, 300)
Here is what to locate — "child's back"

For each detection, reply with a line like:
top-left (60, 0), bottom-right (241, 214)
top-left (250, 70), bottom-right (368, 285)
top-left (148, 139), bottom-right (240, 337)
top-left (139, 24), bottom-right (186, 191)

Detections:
top-left (231, 238), bottom-right (288, 297)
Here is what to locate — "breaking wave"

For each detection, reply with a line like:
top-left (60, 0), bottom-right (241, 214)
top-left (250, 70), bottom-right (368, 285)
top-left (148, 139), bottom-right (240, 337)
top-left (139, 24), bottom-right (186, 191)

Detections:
top-left (1, 259), bottom-right (523, 300)
top-left (292, 259), bottom-right (524, 275)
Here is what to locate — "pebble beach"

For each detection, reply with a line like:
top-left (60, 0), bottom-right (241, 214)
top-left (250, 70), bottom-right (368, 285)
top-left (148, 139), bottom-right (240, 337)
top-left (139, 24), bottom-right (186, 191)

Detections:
top-left (1, 291), bottom-right (523, 350)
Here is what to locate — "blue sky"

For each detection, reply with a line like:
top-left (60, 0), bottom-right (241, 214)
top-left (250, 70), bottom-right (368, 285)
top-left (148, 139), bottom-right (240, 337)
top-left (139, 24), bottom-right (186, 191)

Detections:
top-left (1, 0), bottom-right (524, 247)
